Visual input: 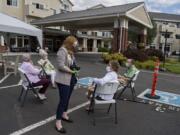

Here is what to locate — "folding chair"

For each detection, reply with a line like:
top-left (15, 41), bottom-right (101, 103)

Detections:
top-left (4, 55), bottom-right (20, 75)
top-left (0, 53), bottom-right (5, 67)
top-left (117, 70), bottom-right (140, 101)
top-left (18, 68), bottom-right (43, 107)
top-left (88, 82), bottom-right (119, 125)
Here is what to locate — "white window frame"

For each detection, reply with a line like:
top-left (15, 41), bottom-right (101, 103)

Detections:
top-left (6, 0), bottom-right (18, 7)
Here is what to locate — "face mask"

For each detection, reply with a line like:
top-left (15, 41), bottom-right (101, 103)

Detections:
top-left (73, 41), bottom-right (78, 48)
top-left (106, 66), bottom-right (111, 72)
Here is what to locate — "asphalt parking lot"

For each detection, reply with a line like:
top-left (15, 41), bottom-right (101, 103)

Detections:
top-left (0, 54), bottom-right (180, 135)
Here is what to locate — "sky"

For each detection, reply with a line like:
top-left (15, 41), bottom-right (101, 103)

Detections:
top-left (70, 0), bottom-right (180, 14)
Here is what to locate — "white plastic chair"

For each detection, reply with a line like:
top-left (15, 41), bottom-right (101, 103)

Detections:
top-left (18, 68), bottom-right (43, 107)
top-left (117, 70), bottom-right (140, 100)
top-left (88, 82), bottom-right (119, 125)
top-left (4, 55), bottom-right (19, 75)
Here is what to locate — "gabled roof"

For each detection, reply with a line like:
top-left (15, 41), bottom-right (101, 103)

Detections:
top-left (87, 4), bottom-right (106, 10)
top-left (149, 12), bottom-right (180, 22)
top-left (32, 2), bottom-right (144, 25)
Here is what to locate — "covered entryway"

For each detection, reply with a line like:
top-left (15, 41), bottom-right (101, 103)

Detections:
top-left (31, 2), bottom-right (153, 52)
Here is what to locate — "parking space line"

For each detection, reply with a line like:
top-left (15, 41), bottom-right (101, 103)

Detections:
top-left (0, 73), bottom-right (12, 83)
top-left (0, 79), bottom-right (22, 90)
top-left (10, 101), bottom-right (90, 135)
top-left (0, 84), bottom-right (21, 90)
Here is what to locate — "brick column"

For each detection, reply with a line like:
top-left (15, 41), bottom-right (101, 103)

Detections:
top-left (119, 18), bottom-right (128, 52)
top-left (112, 18), bottom-right (128, 53)
top-left (112, 19), bottom-right (119, 52)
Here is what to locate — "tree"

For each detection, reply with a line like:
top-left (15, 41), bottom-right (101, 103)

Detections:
top-left (147, 20), bottom-right (157, 45)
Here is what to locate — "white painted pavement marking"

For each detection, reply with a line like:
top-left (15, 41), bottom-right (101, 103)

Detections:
top-left (0, 79), bottom-right (22, 90)
top-left (0, 84), bottom-right (21, 90)
top-left (10, 101), bottom-right (90, 135)
top-left (0, 73), bottom-right (12, 83)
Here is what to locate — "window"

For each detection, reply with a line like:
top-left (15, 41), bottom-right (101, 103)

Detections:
top-left (176, 34), bottom-right (180, 39)
top-left (10, 37), bottom-right (16, 47)
top-left (64, 4), bottom-right (69, 10)
top-left (7, 0), bottom-right (18, 7)
top-left (82, 32), bottom-right (87, 35)
top-left (17, 36), bottom-right (23, 47)
top-left (162, 22), bottom-right (168, 25)
top-left (92, 32), bottom-right (97, 36)
top-left (177, 23), bottom-right (180, 28)
top-left (32, 3), bottom-right (44, 10)
top-left (24, 37), bottom-right (29, 47)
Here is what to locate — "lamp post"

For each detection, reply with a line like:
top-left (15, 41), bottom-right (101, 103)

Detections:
top-left (179, 41), bottom-right (180, 62)
top-left (162, 30), bottom-right (169, 70)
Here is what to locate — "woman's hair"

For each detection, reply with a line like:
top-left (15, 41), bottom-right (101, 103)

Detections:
top-left (22, 54), bottom-right (31, 62)
top-left (109, 60), bottom-right (119, 72)
top-left (63, 36), bottom-right (77, 52)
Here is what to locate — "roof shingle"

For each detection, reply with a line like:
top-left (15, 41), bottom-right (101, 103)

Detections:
top-left (32, 2), bottom-right (144, 25)
top-left (149, 12), bottom-right (180, 22)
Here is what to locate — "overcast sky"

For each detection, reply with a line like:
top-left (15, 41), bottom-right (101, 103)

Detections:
top-left (70, 0), bottom-right (180, 14)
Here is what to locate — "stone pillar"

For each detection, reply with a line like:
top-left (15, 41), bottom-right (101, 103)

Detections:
top-left (101, 40), bottom-right (105, 48)
top-left (112, 18), bottom-right (128, 53)
top-left (83, 38), bottom-right (88, 52)
top-left (139, 28), bottom-right (147, 46)
top-left (93, 39), bottom-right (98, 52)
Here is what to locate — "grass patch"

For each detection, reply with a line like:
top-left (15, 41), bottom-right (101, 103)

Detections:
top-left (135, 59), bottom-right (180, 74)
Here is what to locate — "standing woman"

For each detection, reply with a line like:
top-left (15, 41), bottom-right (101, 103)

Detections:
top-left (55, 36), bottom-right (78, 133)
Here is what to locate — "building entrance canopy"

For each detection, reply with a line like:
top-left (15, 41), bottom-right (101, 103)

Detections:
top-left (32, 2), bottom-right (153, 52)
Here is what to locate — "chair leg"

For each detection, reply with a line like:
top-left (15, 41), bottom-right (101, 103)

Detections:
top-left (117, 87), bottom-right (126, 99)
top-left (21, 90), bottom-right (28, 107)
top-left (115, 102), bottom-right (118, 124)
top-left (88, 99), bottom-right (95, 115)
top-left (31, 88), bottom-right (39, 99)
top-left (131, 87), bottom-right (136, 101)
top-left (92, 106), bottom-right (96, 126)
top-left (107, 103), bottom-right (112, 114)
top-left (18, 87), bottom-right (24, 101)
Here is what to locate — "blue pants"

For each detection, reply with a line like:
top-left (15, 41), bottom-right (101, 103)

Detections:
top-left (56, 76), bottom-right (76, 120)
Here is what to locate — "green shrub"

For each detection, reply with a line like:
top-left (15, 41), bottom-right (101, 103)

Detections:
top-left (98, 47), bottom-right (109, 52)
top-left (135, 60), bottom-right (155, 70)
top-left (123, 48), bottom-right (149, 62)
top-left (102, 53), bottom-right (127, 65)
top-left (145, 48), bottom-right (164, 61)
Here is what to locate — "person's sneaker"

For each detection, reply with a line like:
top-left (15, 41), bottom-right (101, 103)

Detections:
top-left (38, 93), bottom-right (47, 100)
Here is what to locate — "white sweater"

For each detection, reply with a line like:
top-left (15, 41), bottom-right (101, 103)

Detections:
top-left (93, 71), bottom-right (118, 100)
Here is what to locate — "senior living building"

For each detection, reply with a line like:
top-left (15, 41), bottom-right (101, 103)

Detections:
top-left (149, 12), bottom-right (180, 54)
top-left (0, 0), bottom-right (112, 52)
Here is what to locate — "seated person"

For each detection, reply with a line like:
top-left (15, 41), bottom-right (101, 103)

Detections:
top-left (38, 49), bottom-right (56, 88)
top-left (87, 60), bottom-right (119, 101)
top-left (20, 54), bottom-right (50, 100)
top-left (118, 59), bottom-right (138, 85)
